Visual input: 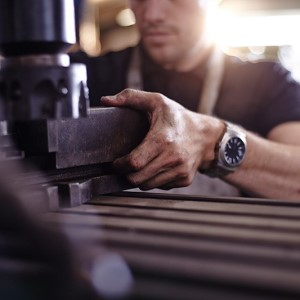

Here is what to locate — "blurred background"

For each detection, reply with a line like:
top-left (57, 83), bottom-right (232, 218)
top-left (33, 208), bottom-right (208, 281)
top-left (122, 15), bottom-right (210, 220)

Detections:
top-left (74, 0), bottom-right (300, 82)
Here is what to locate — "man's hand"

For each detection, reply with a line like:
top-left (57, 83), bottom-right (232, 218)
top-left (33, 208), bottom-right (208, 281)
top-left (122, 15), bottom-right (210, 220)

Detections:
top-left (101, 89), bottom-right (224, 190)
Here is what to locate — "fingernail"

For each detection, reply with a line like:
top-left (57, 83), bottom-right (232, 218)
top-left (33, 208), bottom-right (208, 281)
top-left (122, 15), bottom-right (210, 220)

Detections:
top-left (101, 95), bottom-right (115, 101)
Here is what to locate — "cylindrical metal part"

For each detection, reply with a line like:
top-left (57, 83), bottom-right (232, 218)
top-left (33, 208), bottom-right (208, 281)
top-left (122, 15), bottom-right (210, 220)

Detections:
top-left (0, 62), bottom-right (89, 121)
top-left (0, 0), bottom-right (76, 56)
top-left (0, 0), bottom-right (89, 120)
top-left (1, 54), bottom-right (70, 68)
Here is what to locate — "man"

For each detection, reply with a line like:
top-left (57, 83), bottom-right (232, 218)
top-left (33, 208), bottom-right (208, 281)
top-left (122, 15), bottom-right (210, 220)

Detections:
top-left (72, 0), bottom-right (300, 199)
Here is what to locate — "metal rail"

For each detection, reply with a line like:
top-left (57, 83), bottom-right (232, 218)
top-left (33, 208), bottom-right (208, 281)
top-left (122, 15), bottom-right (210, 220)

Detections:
top-left (43, 191), bottom-right (300, 300)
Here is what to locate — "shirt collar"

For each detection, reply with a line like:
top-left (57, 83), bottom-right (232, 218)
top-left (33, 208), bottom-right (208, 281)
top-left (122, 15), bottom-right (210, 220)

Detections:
top-left (139, 43), bottom-right (212, 82)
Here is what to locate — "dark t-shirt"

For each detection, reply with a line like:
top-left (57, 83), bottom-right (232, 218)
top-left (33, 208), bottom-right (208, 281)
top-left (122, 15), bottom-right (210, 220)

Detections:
top-left (70, 46), bottom-right (300, 138)
top-left (70, 46), bottom-right (300, 197)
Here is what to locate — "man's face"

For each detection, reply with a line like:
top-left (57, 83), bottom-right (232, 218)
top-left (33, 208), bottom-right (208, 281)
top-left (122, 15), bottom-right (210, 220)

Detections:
top-left (129, 0), bottom-right (210, 69)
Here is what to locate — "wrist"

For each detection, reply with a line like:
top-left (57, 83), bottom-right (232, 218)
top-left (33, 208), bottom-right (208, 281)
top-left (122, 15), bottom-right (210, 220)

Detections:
top-left (199, 118), bottom-right (227, 170)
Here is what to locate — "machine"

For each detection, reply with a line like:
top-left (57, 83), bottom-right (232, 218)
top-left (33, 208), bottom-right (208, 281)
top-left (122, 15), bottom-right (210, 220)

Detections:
top-left (0, 0), bottom-right (148, 209)
top-left (0, 0), bottom-right (146, 298)
top-left (1, 1), bottom-right (300, 300)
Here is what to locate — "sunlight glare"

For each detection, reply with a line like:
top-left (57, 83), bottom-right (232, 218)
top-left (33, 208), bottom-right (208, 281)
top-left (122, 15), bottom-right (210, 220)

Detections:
top-left (209, 10), bottom-right (300, 48)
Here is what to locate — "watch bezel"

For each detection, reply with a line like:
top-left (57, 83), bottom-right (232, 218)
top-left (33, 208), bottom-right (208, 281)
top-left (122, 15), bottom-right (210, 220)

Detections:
top-left (218, 125), bottom-right (247, 171)
top-left (200, 122), bottom-right (247, 178)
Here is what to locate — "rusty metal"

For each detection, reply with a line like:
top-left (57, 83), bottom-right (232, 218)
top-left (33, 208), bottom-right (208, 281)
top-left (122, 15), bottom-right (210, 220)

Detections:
top-left (15, 107), bottom-right (149, 169)
top-left (5, 107), bottom-right (149, 209)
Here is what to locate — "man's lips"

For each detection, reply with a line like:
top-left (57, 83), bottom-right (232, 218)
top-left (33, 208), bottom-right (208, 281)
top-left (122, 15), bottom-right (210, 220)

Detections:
top-left (143, 30), bottom-right (174, 43)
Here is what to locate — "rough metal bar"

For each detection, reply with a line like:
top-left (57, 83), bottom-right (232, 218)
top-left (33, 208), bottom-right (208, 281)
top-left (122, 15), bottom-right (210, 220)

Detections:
top-left (15, 107), bottom-right (149, 169)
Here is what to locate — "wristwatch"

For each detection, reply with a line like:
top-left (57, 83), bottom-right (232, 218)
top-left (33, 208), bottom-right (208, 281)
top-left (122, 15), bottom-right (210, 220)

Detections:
top-left (202, 121), bottom-right (247, 178)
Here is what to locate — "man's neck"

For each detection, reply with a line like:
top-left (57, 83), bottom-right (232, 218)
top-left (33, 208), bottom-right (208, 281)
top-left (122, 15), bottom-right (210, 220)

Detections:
top-left (163, 38), bottom-right (214, 72)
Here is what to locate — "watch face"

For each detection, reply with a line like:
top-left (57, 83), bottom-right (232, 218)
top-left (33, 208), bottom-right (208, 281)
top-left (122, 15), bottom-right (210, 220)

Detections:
top-left (224, 137), bottom-right (246, 167)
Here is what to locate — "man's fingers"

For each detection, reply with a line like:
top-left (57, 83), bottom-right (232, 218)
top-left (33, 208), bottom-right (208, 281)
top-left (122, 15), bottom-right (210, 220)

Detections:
top-left (101, 89), bottom-right (163, 112)
top-left (101, 88), bottom-right (196, 191)
top-left (113, 137), bottom-right (161, 173)
top-left (138, 166), bottom-right (193, 191)
top-left (125, 153), bottom-right (194, 190)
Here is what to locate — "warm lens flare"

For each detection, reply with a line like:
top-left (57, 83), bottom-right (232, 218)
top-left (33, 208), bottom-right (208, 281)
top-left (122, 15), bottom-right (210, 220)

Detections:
top-left (208, 9), bottom-right (300, 48)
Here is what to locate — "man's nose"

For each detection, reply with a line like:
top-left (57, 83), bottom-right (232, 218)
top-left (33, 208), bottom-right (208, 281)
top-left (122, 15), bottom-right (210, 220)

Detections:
top-left (143, 0), bottom-right (166, 23)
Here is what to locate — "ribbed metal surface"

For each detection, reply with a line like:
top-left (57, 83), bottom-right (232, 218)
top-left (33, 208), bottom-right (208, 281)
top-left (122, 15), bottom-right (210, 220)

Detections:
top-left (43, 192), bottom-right (300, 300)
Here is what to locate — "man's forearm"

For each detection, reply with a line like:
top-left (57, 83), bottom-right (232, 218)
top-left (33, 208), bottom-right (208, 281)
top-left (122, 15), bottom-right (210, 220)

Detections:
top-left (227, 132), bottom-right (300, 200)
top-left (101, 89), bottom-right (300, 200)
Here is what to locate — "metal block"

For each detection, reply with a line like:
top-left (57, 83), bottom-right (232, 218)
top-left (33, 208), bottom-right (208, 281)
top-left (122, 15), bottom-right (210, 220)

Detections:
top-left (15, 107), bottom-right (149, 169)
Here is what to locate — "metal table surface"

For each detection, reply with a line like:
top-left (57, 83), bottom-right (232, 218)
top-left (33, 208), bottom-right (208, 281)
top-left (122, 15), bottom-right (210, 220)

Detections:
top-left (42, 191), bottom-right (300, 300)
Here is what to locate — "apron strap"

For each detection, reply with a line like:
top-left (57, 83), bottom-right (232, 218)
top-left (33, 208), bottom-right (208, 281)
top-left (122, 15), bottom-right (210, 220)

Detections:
top-left (126, 45), bottom-right (225, 115)
top-left (197, 46), bottom-right (225, 115)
